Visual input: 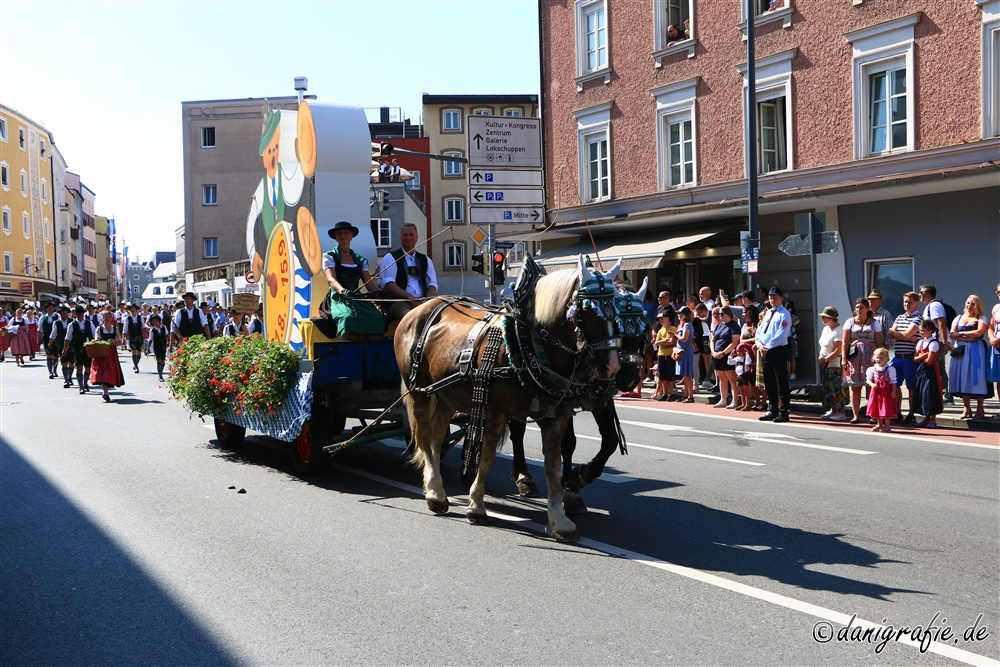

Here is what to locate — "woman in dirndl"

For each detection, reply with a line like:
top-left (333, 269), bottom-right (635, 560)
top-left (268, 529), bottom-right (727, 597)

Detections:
top-left (986, 283), bottom-right (1000, 417)
top-left (322, 221), bottom-right (385, 338)
top-left (948, 294), bottom-right (994, 420)
top-left (26, 307), bottom-right (39, 360)
top-left (7, 308), bottom-right (34, 366)
top-left (0, 310), bottom-right (8, 362)
top-left (841, 297), bottom-right (883, 423)
top-left (90, 311), bottom-right (125, 403)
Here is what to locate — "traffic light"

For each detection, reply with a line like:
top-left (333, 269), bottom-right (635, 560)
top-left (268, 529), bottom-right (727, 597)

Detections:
top-left (492, 251), bottom-right (506, 285)
top-left (374, 190), bottom-right (389, 213)
top-left (471, 252), bottom-right (486, 275)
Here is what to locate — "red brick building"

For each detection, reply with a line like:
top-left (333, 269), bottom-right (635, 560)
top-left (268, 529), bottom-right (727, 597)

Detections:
top-left (538, 0), bottom-right (1000, 378)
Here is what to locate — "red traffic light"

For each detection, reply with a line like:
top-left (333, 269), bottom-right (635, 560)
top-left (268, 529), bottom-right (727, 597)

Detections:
top-left (493, 252), bottom-right (505, 265)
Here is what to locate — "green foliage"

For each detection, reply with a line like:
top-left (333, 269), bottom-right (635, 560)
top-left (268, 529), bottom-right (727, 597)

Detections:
top-left (167, 334), bottom-right (301, 419)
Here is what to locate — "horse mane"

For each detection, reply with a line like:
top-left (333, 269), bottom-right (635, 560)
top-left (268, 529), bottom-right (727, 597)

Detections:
top-left (533, 267), bottom-right (580, 329)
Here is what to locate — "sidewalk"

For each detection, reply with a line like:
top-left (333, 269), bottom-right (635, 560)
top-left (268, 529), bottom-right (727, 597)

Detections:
top-left (627, 378), bottom-right (1000, 433)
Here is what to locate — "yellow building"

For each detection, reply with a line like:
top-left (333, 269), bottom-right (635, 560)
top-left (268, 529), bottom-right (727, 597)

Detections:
top-left (0, 104), bottom-right (57, 305)
top-left (422, 94), bottom-right (539, 300)
top-left (95, 215), bottom-right (113, 300)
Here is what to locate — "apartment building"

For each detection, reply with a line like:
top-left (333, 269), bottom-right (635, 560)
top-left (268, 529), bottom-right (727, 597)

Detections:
top-left (0, 104), bottom-right (57, 305)
top-left (422, 94), bottom-right (540, 299)
top-left (539, 0), bottom-right (1000, 378)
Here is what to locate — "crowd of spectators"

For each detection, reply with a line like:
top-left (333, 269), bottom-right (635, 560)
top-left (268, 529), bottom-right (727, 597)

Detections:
top-left (625, 281), bottom-right (1000, 428)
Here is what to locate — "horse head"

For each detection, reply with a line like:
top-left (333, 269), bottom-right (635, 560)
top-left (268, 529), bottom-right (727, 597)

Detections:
top-left (564, 256), bottom-right (622, 380)
top-left (613, 276), bottom-right (649, 392)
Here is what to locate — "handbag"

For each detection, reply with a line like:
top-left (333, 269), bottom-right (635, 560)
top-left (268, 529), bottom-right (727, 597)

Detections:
top-left (846, 341), bottom-right (859, 359)
top-left (950, 344), bottom-right (966, 358)
top-left (671, 345), bottom-right (685, 361)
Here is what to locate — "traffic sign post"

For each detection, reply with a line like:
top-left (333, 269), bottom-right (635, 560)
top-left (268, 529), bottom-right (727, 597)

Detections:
top-left (469, 206), bottom-right (543, 225)
top-left (470, 188), bottom-right (544, 206)
top-left (470, 170), bottom-right (543, 187)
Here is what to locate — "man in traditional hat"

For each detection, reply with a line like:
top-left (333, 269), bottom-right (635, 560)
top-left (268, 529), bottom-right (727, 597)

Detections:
top-left (62, 305), bottom-right (95, 394)
top-left (123, 302), bottom-right (146, 373)
top-left (172, 292), bottom-right (212, 342)
top-left (39, 301), bottom-right (59, 378)
top-left (755, 286), bottom-right (793, 422)
top-left (147, 313), bottom-right (169, 381)
top-left (49, 304), bottom-right (74, 386)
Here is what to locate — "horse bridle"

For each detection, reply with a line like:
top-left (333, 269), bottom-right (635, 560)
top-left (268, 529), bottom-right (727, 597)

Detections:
top-left (565, 271), bottom-right (623, 358)
top-left (613, 288), bottom-right (648, 367)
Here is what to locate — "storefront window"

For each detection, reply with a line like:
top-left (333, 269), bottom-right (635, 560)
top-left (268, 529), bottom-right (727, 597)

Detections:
top-left (865, 257), bottom-right (913, 319)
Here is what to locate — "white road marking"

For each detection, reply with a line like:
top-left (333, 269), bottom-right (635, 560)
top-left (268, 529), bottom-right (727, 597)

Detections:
top-left (333, 462), bottom-right (999, 667)
top-left (617, 403), bottom-right (1000, 451)
top-left (618, 419), bottom-right (876, 455)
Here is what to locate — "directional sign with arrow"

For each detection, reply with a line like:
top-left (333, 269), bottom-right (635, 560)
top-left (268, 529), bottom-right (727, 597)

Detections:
top-left (467, 116), bottom-right (542, 169)
top-left (469, 188), bottom-right (544, 206)
top-left (469, 206), bottom-right (543, 225)
top-left (470, 170), bottom-right (542, 187)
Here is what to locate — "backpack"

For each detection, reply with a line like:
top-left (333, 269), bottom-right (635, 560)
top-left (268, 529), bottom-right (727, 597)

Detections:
top-left (931, 299), bottom-right (958, 329)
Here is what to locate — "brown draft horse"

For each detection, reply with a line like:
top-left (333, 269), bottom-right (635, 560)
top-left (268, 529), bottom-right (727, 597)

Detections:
top-left (394, 257), bottom-right (621, 542)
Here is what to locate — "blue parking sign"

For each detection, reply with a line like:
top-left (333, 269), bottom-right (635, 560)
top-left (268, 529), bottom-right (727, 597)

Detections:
top-left (503, 211), bottom-right (512, 220)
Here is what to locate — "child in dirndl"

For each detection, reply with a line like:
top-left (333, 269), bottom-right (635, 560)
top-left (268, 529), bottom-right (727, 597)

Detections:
top-left (866, 347), bottom-right (898, 432)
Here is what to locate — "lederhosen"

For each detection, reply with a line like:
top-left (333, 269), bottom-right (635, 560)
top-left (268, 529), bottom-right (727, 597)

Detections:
top-left (150, 325), bottom-right (168, 360)
top-left (68, 319), bottom-right (94, 368)
top-left (41, 314), bottom-right (55, 357)
top-left (126, 314), bottom-right (144, 351)
top-left (177, 308), bottom-right (205, 339)
top-left (51, 318), bottom-right (71, 362)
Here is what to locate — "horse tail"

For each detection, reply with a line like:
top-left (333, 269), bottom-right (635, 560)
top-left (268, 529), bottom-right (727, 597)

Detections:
top-left (401, 380), bottom-right (424, 469)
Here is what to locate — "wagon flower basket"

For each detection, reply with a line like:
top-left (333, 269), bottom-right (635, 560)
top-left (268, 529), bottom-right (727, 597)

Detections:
top-left (84, 340), bottom-right (114, 358)
top-left (167, 334), bottom-right (301, 420)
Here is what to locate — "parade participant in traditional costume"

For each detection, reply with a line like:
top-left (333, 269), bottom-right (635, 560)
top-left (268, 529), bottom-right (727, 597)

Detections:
top-left (323, 220), bottom-right (385, 337)
top-left (912, 319), bottom-right (944, 428)
top-left (148, 313), bottom-right (169, 381)
top-left (248, 303), bottom-right (264, 336)
top-left (39, 302), bottom-right (58, 378)
top-left (25, 307), bottom-right (39, 360)
top-left (90, 311), bottom-right (125, 403)
top-left (172, 292), bottom-right (212, 342)
top-left (86, 302), bottom-right (101, 330)
top-left (50, 304), bottom-right (74, 386)
top-left (0, 309), bottom-right (8, 362)
top-left (62, 305), bottom-right (96, 394)
top-left (141, 303), bottom-right (152, 355)
top-left (221, 308), bottom-right (249, 337)
top-left (7, 308), bottom-right (32, 366)
top-left (123, 303), bottom-right (146, 373)
top-left (116, 303), bottom-right (128, 350)
top-left (378, 222), bottom-right (438, 322)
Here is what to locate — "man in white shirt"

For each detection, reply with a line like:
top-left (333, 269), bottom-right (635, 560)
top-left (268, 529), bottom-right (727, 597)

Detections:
top-left (172, 292), bottom-right (212, 343)
top-left (919, 284), bottom-right (951, 401)
top-left (755, 286), bottom-right (793, 422)
top-left (378, 223), bottom-right (438, 322)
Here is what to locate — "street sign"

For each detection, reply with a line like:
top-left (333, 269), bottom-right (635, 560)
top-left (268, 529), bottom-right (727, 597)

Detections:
top-left (467, 116), bottom-right (542, 169)
top-left (468, 187), bottom-right (544, 206)
top-left (778, 231), bottom-right (840, 256)
top-left (469, 169), bottom-right (542, 187)
top-left (469, 206), bottom-right (543, 225)
top-left (747, 259), bottom-right (759, 273)
top-left (494, 241), bottom-right (516, 250)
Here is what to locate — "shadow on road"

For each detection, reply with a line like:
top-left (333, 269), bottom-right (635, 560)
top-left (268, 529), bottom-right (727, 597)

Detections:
top-left (0, 438), bottom-right (237, 666)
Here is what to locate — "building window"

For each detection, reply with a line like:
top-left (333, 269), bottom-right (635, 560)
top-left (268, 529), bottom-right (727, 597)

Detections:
top-left (203, 237), bottom-right (218, 259)
top-left (201, 126), bottom-right (216, 148)
top-left (46, 260), bottom-right (51, 279)
top-left (20, 170), bottom-right (27, 195)
top-left (1, 208), bottom-right (9, 233)
top-left (203, 184), bottom-right (218, 206)
top-left (371, 218), bottom-right (391, 248)
top-left (0, 118), bottom-right (6, 142)
top-left (39, 139), bottom-right (46, 158)
top-left (508, 242), bottom-right (527, 265)
top-left (654, 0), bottom-right (694, 57)
top-left (444, 242), bottom-right (465, 270)
top-left (41, 179), bottom-right (47, 201)
top-left (442, 108), bottom-right (462, 132)
top-left (503, 107), bottom-right (523, 117)
top-left (845, 14), bottom-right (919, 159)
top-left (654, 77), bottom-right (699, 190)
top-left (443, 151), bottom-right (464, 178)
top-left (758, 97), bottom-right (787, 173)
top-left (152, 286), bottom-right (161, 295)
top-left (577, 0), bottom-right (608, 78)
top-left (865, 257), bottom-right (913, 319)
top-left (24, 255), bottom-right (31, 275)
top-left (0, 163), bottom-right (7, 188)
top-left (166, 286), bottom-right (174, 294)
top-left (472, 107), bottom-right (493, 116)
top-left (667, 115), bottom-right (695, 187)
top-left (3, 253), bottom-right (12, 274)
top-left (407, 170), bottom-right (421, 191)
top-left (18, 128), bottom-right (25, 149)
top-left (979, 1), bottom-right (1000, 137)
top-left (22, 212), bottom-right (29, 237)
top-left (444, 197), bottom-right (465, 224)
top-left (44, 218), bottom-right (50, 241)
top-left (574, 102), bottom-right (612, 203)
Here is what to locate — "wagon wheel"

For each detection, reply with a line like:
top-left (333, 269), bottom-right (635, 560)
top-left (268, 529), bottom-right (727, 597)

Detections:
top-left (290, 422), bottom-right (329, 476)
top-left (214, 418), bottom-right (245, 450)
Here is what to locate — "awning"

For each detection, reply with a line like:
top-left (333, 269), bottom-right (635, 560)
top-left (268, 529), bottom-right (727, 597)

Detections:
top-left (535, 224), bottom-right (734, 271)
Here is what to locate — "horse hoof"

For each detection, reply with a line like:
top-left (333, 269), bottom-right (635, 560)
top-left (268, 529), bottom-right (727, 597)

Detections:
top-left (562, 490), bottom-right (588, 515)
top-left (553, 528), bottom-right (580, 543)
top-left (427, 498), bottom-right (449, 515)
top-left (516, 478), bottom-right (541, 498)
top-left (466, 512), bottom-right (490, 526)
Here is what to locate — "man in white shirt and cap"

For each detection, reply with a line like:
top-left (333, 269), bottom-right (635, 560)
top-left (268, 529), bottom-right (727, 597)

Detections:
top-left (756, 286), bottom-right (793, 422)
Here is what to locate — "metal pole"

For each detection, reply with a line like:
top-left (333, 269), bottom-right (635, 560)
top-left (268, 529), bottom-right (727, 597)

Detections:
top-left (488, 223), bottom-right (496, 305)
top-left (746, 0), bottom-right (759, 293)
top-left (809, 214), bottom-right (820, 385)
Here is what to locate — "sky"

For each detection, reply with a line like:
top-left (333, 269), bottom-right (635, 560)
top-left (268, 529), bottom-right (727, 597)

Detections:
top-left (0, 0), bottom-right (540, 263)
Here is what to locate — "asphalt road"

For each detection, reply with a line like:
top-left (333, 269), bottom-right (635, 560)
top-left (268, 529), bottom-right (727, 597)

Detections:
top-left (2, 354), bottom-right (998, 666)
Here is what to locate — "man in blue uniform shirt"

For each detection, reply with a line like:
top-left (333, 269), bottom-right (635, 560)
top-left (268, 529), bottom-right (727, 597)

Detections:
top-left (756, 286), bottom-right (792, 422)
